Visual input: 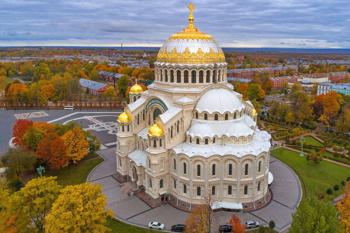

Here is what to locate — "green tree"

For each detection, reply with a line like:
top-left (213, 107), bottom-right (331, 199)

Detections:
top-left (117, 75), bottom-right (130, 98)
top-left (290, 197), bottom-right (341, 233)
top-left (23, 126), bottom-right (44, 150)
top-left (247, 83), bottom-right (265, 101)
top-left (45, 183), bottom-right (112, 233)
top-left (1, 149), bottom-right (36, 180)
top-left (336, 108), bottom-right (350, 133)
top-left (12, 177), bottom-right (61, 233)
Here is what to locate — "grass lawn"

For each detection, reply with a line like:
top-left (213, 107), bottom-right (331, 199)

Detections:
top-left (107, 218), bottom-right (161, 233)
top-left (301, 136), bottom-right (324, 147)
top-left (46, 153), bottom-right (103, 186)
top-left (271, 147), bottom-right (350, 201)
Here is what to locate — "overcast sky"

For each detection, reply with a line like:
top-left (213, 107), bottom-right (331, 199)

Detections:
top-left (0, 0), bottom-right (349, 48)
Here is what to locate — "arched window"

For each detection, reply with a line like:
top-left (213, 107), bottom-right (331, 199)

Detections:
top-left (173, 179), bottom-right (176, 188)
top-left (184, 70), bottom-right (189, 83)
top-left (183, 184), bottom-right (187, 193)
top-left (244, 164), bottom-right (249, 175)
top-left (159, 179), bottom-right (164, 188)
top-left (212, 164), bottom-right (216, 176)
top-left (137, 114), bottom-right (140, 124)
top-left (122, 126), bottom-right (124, 132)
top-left (228, 185), bottom-right (232, 195)
top-left (204, 113), bottom-right (208, 120)
top-left (225, 113), bottom-right (228, 120)
top-left (149, 177), bottom-right (152, 187)
top-left (196, 138), bottom-right (200, 144)
top-left (218, 70), bottom-right (221, 82)
top-left (258, 161), bottom-right (262, 172)
top-left (153, 139), bottom-right (157, 148)
top-left (199, 70), bottom-right (204, 83)
top-left (213, 70), bottom-right (217, 83)
top-left (234, 112), bottom-right (237, 119)
top-left (205, 138), bottom-right (208, 144)
top-left (214, 114), bottom-right (218, 120)
top-left (206, 70), bottom-right (211, 83)
top-left (177, 121), bottom-right (180, 132)
top-left (127, 125), bottom-right (129, 131)
top-left (165, 70), bottom-right (168, 82)
top-left (170, 70), bottom-right (174, 82)
top-left (197, 164), bottom-right (201, 176)
top-left (195, 111), bottom-right (198, 119)
top-left (159, 139), bottom-right (162, 147)
top-left (228, 163), bottom-right (233, 175)
top-left (197, 186), bottom-right (201, 196)
top-left (189, 136), bottom-right (192, 143)
top-left (257, 182), bottom-right (261, 191)
top-left (183, 162), bottom-right (187, 174)
top-left (212, 186), bottom-right (216, 195)
top-left (244, 185), bottom-right (248, 195)
top-left (171, 126), bottom-right (173, 138)
top-left (177, 70), bottom-right (181, 83)
top-left (191, 70), bottom-right (196, 83)
top-left (173, 159), bottom-right (176, 170)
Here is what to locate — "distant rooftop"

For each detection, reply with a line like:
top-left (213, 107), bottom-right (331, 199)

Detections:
top-left (79, 78), bottom-right (107, 91)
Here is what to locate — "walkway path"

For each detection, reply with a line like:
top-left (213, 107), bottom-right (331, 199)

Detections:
top-left (87, 148), bottom-right (302, 232)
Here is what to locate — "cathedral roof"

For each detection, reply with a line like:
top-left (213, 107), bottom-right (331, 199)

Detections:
top-left (156, 3), bottom-right (225, 64)
top-left (129, 83), bottom-right (143, 94)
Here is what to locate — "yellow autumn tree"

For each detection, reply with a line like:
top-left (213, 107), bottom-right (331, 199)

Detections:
top-left (0, 182), bottom-right (17, 233)
top-left (185, 205), bottom-right (210, 233)
top-left (45, 183), bottom-right (113, 233)
top-left (61, 127), bottom-right (89, 163)
top-left (12, 176), bottom-right (61, 233)
top-left (337, 182), bottom-right (350, 232)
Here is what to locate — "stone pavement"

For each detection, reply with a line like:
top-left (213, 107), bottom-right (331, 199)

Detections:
top-left (88, 148), bottom-right (302, 232)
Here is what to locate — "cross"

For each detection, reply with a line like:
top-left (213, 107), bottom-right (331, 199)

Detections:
top-left (188, 2), bottom-right (195, 15)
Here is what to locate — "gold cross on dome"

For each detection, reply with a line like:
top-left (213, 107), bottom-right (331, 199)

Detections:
top-left (188, 2), bottom-right (195, 14)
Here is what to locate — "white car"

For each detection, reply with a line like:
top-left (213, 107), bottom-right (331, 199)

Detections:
top-left (148, 221), bottom-right (165, 230)
top-left (245, 220), bottom-right (260, 229)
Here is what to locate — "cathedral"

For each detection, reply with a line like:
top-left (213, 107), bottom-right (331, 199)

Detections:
top-left (116, 3), bottom-right (272, 211)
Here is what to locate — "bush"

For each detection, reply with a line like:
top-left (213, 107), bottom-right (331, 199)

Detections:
top-left (326, 188), bottom-right (333, 195)
top-left (269, 220), bottom-right (276, 229)
top-left (333, 185), bottom-right (339, 191)
top-left (347, 177), bottom-right (350, 181)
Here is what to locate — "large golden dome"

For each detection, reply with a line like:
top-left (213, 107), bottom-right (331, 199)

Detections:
top-left (129, 83), bottom-right (143, 94)
top-left (148, 123), bottom-right (164, 137)
top-left (156, 3), bottom-right (225, 64)
top-left (117, 112), bottom-right (131, 124)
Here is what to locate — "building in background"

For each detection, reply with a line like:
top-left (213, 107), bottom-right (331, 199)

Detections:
top-left (317, 83), bottom-right (350, 96)
top-left (79, 78), bottom-right (107, 95)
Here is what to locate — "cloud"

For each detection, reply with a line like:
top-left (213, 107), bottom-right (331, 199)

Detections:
top-left (0, 0), bottom-right (349, 48)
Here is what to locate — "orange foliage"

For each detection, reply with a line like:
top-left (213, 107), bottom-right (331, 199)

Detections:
top-left (7, 83), bottom-right (28, 96)
top-left (61, 127), bottom-right (89, 163)
top-left (234, 83), bottom-right (248, 99)
top-left (229, 215), bottom-right (245, 233)
top-left (32, 122), bottom-right (56, 135)
top-left (314, 91), bottom-right (343, 124)
top-left (12, 119), bottom-right (33, 146)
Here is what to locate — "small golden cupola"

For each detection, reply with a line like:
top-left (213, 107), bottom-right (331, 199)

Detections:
top-left (129, 83), bottom-right (143, 95)
top-left (148, 123), bottom-right (164, 137)
top-left (117, 112), bottom-right (131, 124)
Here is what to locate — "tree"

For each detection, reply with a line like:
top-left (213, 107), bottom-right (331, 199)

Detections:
top-left (185, 205), bottom-right (210, 233)
top-left (12, 177), bottom-right (61, 233)
top-left (61, 127), bottom-right (89, 163)
top-left (247, 83), bottom-right (265, 101)
top-left (234, 83), bottom-right (248, 99)
top-left (336, 182), bottom-right (350, 232)
top-left (102, 86), bottom-right (116, 98)
top-left (45, 183), bottom-right (112, 233)
top-left (23, 126), bottom-right (44, 151)
top-left (306, 151), bottom-right (322, 164)
top-left (0, 183), bottom-right (17, 233)
top-left (117, 75), bottom-right (130, 98)
top-left (12, 119), bottom-right (33, 146)
top-left (290, 84), bottom-right (313, 123)
top-left (314, 91), bottom-right (343, 125)
top-left (290, 197), bottom-right (341, 233)
top-left (229, 215), bottom-right (245, 233)
top-left (336, 108), bottom-right (350, 133)
top-left (1, 149), bottom-right (36, 180)
top-left (36, 133), bottom-right (69, 170)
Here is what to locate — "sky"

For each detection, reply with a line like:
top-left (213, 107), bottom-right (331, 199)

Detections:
top-left (0, 0), bottom-right (349, 48)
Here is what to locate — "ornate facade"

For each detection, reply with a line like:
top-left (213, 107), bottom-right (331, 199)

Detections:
top-left (116, 3), bottom-right (272, 211)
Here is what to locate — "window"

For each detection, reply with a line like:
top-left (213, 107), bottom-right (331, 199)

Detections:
top-left (258, 161), bottom-right (262, 172)
top-left (153, 139), bottom-right (157, 148)
top-left (171, 126), bottom-right (173, 138)
top-left (196, 138), bottom-right (200, 144)
top-left (148, 159), bottom-right (151, 168)
top-left (212, 186), bottom-right (216, 195)
top-left (122, 126), bottom-right (124, 132)
top-left (244, 185), bottom-right (248, 195)
top-left (174, 179), bottom-right (176, 189)
top-left (118, 158), bottom-right (122, 167)
top-left (189, 137), bottom-right (192, 143)
top-left (206, 70), bottom-right (211, 83)
top-left (213, 70), bottom-right (217, 83)
top-left (177, 70), bottom-right (181, 83)
top-left (183, 184), bottom-right (187, 193)
top-left (137, 114), bottom-right (140, 124)
top-left (199, 70), bottom-right (204, 83)
top-left (170, 70), bottom-right (174, 82)
top-left (177, 121), bottom-right (180, 132)
top-left (228, 163), bottom-right (233, 175)
top-left (213, 137), bottom-right (216, 143)
top-left (191, 70), bottom-right (196, 83)
top-left (244, 164), bottom-right (249, 175)
top-left (159, 179), bottom-right (164, 188)
top-left (204, 113), bottom-right (208, 120)
top-left (184, 70), bottom-right (189, 83)
top-left (165, 70), bottom-right (168, 82)
top-left (212, 164), bottom-right (216, 176)
top-left (197, 164), bottom-right (201, 176)
top-left (159, 139), bottom-right (162, 147)
top-left (257, 182), bottom-right (261, 191)
top-left (214, 114), bottom-right (218, 120)
top-left (127, 125), bottom-right (130, 131)
top-left (234, 112), bottom-right (236, 119)
top-left (183, 162), bottom-right (187, 174)
top-left (197, 186), bottom-right (201, 196)
top-left (149, 177), bottom-right (152, 187)
top-left (173, 159), bottom-right (176, 170)
top-left (195, 112), bottom-right (198, 119)
top-left (228, 185), bottom-right (232, 195)
top-left (205, 138), bottom-right (208, 144)
top-left (225, 114), bottom-right (228, 120)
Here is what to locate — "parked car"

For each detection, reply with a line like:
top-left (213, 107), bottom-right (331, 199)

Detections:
top-left (245, 220), bottom-right (260, 229)
top-left (171, 224), bottom-right (186, 232)
top-left (148, 221), bottom-right (165, 230)
top-left (219, 224), bottom-right (232, 232)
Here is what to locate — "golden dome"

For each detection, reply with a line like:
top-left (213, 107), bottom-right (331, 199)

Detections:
top-left (148, 123), bottom-right (164, 137)
top-left (129, 84), bottom-right (143, 94)
top-left (117, 112), bottom-right (131, 124)
top-left (252, 109), bottom-right (257, 116)
top-left (156, 3), bottom-right (225, 64)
